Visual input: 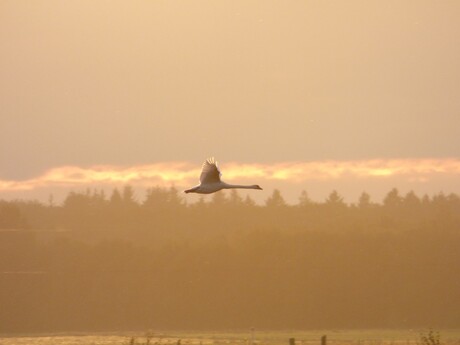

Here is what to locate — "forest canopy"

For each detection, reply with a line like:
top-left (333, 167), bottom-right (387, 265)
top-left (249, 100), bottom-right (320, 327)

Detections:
top-left (0, 187), bottom-right (459, 332)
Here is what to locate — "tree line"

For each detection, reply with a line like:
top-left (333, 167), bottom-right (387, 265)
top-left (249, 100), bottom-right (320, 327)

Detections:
top-left (0, 187), bottom-right (459, 332)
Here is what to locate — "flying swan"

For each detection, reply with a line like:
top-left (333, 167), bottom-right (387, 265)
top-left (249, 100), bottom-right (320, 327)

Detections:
top-left (184, 158), bottom-right (263, 194)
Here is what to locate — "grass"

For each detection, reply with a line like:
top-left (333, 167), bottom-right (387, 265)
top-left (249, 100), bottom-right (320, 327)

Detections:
top-left (419, 330), bottom-right (442, 345)
top-left (123, 330), bottom-right (460, 345)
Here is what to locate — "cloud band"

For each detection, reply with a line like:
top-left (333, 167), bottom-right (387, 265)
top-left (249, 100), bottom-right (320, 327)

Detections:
top-left (1, 158), bottom-right (459, 191)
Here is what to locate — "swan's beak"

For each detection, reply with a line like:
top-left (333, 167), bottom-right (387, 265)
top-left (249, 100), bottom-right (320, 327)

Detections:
top-left (184, 186), bottom-right (198, 193)
top-left (255, 185), bottom-right (263, 190)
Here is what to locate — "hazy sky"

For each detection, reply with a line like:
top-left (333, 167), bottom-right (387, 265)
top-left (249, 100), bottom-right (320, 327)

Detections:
top-left (1, 1), bottom-right (459, 202)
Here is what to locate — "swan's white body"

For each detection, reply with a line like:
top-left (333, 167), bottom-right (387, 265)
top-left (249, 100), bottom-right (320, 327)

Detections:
top-left (184, 158), bottom-right (263, 194)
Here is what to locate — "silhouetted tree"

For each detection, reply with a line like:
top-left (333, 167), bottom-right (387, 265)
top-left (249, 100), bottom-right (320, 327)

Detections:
top-left (298, 190), bottom-right (313, 207)
top-left (244, 195), bottom-right (256, 207)
top-left (166, 186), bottom-right (184, 208)
top-left (228, 190), bottom-right (243, 207)
top-left (190, 196), bottom-right (207, 211)
top-left (421, 194), bottom-right (431, 206)
top-left (211, 190), bottom-right (227, 207)
top-left (325, 190), bottom-right (345, 206)
top-left (447, 193), bottom-right (460, 204)
top-left (143, 186), bottom-right (169, 209)
top-left (383, 188), bottom-right (402, 208)
top-left (358, 192), bottom-right (372, 209)
top-left (122, 185), bottom-right (137, 205)
top-left (403, 190), bottom-right (421, 209)
top-left (0, 201), bottom-right (27, 229)
top-left (265, 189), bottom-right (286, 207)
top-left (62, 191), bottom-right (97, 229)
top-left (110, 188), bottom-right (123, 206)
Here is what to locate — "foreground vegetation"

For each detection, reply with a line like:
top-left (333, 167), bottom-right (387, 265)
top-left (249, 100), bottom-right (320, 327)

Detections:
top-left (2, 329), bottom-right (460, 345)
top-left (124, 329), bottom-right (460, 345)
top-left (0, 187), bottom-right (459, 332)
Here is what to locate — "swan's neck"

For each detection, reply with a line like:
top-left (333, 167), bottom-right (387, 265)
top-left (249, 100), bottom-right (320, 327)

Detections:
top-left (222, 182), bottom-right (259, 190)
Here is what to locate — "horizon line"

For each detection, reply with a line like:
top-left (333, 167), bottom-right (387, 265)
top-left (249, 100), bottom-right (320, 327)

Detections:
top-left (1, 158), bottom-right (460, 192)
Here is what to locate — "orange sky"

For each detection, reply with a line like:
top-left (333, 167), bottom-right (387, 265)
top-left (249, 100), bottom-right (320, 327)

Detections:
top-left (1, 158), bottom-right (459, 204)
top-left (1, 1), bottom-right (459, 202)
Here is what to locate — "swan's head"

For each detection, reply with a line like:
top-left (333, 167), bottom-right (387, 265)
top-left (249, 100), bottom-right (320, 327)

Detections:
top-left (254, 185), bottom-right (263, 190)
top-left (184, 186), bottom-right (199, 193)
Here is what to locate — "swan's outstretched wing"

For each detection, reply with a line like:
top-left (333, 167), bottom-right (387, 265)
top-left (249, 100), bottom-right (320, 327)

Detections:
top-left (200, 157), bottom-right (222, 184)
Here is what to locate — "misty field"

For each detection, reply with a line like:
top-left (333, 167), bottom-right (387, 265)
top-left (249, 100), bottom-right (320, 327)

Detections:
top-left (1, 330), bottom-right (460, 345)
top-left (1, 188), bottom-right (460, 334)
